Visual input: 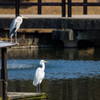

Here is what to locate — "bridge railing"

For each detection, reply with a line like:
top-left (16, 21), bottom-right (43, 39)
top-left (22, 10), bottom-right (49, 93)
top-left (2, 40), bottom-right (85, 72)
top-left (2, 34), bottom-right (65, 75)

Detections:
top-left (0, 0), bottom-right (100, 17)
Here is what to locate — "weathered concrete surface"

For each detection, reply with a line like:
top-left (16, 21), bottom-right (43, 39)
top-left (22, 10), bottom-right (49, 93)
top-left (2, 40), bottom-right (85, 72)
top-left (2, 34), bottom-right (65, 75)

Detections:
top-left (52, 29), bottom-right (77, 47)
top-left (52, 29), bottom-right (100, 47)
top-left (7, 92), bottom-right (48, 100)
top-left (0, 15), bottom-right (100, 30)
top-left (52, 29), bottom-right (74, 40)
top-left (76, 30), bottom-right (100, 40)
top-left (63, 40), bottom-right (78, 47)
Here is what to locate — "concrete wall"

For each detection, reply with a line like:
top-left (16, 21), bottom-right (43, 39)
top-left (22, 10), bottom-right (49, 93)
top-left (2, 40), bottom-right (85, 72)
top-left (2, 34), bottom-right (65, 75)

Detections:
top-left (1, 15), bottom-right (100, 30)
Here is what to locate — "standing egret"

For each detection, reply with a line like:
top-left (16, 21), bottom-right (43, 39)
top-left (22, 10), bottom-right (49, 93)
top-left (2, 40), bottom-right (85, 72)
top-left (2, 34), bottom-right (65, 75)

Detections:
top-left (33, 60), bottom-right (49, 93)
top-left (9, 15), bottom-right (27, 44)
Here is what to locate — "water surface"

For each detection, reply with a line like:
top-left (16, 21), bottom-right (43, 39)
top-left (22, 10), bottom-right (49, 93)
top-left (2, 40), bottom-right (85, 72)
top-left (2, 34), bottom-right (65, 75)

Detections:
top-left (1, 47), bottom-right (100, 100)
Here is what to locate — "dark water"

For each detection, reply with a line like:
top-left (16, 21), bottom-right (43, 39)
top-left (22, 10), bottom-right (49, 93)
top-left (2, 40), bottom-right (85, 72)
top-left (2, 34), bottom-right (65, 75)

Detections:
top-left (1, 47), bottom-right (100, 100)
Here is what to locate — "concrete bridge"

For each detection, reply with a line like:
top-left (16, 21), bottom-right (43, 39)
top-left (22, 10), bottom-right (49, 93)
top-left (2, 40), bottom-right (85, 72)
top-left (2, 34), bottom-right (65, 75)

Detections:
top-left (1, 14), bottom-right (100, 30)
top-left (0, 14), bottom-right (100, 47)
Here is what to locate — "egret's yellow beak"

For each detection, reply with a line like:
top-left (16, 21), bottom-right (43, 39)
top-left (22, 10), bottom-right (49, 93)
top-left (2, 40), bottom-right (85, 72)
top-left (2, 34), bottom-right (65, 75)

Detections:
top-left (44, 61), bottom-right (49, 63)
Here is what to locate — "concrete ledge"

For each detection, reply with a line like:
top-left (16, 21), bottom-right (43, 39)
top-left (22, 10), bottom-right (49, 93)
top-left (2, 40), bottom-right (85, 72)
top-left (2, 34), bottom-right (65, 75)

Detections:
top-left (7, 92), bottom-right (48, 100)
top-left (0, 15), bottom-right (100, 30)
top-left (11, 45), bottom-right (38, 49)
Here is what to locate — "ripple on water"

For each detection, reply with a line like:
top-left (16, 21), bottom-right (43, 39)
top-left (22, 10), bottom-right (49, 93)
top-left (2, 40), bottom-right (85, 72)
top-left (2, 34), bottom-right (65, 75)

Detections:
top-left (5, 59), bottom-right (100, 80)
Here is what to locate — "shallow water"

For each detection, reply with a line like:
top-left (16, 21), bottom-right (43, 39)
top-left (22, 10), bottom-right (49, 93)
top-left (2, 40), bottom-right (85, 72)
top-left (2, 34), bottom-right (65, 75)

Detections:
top-left (1, 47), bottom-right (100, 100)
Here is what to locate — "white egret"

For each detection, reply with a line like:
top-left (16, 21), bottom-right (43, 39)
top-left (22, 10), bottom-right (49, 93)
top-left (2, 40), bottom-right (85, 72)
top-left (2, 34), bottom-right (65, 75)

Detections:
top-left (9, 15), bottom-right (27, 44)
top-left (33, 60), bottom-right (49, 93)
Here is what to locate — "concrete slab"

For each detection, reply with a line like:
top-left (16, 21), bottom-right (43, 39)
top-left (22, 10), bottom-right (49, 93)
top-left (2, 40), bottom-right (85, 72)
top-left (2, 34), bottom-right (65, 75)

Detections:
top-left (0, 14), bottom-right (100, 19)
top-left (7, 92), bottom-right (48, 100)
top-left (0, 41), bottom-right (17, 48)
top-left (0, 14), bottom-right (100, 30)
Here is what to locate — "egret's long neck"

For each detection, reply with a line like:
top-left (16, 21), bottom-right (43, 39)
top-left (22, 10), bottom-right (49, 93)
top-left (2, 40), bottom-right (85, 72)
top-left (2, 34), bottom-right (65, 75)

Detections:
top-left (42, 63), bottom-right (45, 71)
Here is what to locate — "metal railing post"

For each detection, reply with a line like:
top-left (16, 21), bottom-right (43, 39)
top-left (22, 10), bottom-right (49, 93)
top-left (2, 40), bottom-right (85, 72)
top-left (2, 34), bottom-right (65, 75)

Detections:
top-left (62, 0), bottom-right (66, 17)
top-left (38, 0), bottom-right (41, 14)
top-left (68, 0), bottom-right (71, 17)
top-left (15, 0), bottom-right (19, 17)
top-left (1, 48), bottom-right (7, 100)
top-left (84, 0), bottom-right (87, 14)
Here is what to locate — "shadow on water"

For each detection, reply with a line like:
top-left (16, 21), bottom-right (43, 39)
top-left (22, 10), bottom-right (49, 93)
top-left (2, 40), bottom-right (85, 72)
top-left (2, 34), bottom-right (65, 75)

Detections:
top-left (6, 47), bottom-right (95, 60)
top-left (1, 47), bottom-right (100, 100)
top-left (8, 78), bottom-right (100, 100)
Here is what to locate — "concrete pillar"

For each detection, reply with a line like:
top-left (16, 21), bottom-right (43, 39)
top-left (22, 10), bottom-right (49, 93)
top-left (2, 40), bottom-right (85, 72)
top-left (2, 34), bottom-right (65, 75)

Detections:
top-left (52, 29), bottom-right (78, 47)
top-left (52, 29), bottom-right (75, 40)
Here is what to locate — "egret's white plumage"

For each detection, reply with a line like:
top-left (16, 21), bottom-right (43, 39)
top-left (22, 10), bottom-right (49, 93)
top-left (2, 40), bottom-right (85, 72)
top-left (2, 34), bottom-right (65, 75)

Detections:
top-left (9, 15), bottom-right (27, 43)
top-left (33, 67), bottom-right (45, 86)
top-left (33, 60), bottom-right (49, 93)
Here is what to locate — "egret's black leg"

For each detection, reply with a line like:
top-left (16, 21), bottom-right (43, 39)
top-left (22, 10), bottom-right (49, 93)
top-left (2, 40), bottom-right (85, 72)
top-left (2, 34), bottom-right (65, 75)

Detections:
top-left (39, 83), bottom-right (41, 93)
top-left (15, 32), bottom-right (18, 44)
top-left (36, 85), bottom-right (38, 93)
top-left (11, 37), bottom-right (12, 43)
top-left (10, 34), bottom-right (13, 43)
